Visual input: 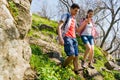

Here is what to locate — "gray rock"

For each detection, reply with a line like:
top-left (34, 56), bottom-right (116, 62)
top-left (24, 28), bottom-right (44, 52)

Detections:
top-left (105, 61), bottom-right (120, 71)
top-left (83, 68), bottom-right (103, 80)
top-left (0, 0), bottom-right (32, 80)
top-left (104, 61), bottom-right (115, 70)
top-left (117, 62), bottom-right (120, 66)
top-left (39, 24), bottom-right (54, 31)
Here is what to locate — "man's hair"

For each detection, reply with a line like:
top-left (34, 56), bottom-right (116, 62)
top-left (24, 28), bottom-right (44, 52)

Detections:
top-left (70, 3), bottom-right (80, 9)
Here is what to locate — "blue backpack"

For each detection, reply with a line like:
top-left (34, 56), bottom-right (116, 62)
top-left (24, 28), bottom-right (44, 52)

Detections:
top-left (56, 13), bottom-right (70, 42)
top-left (61, 13), bottom-right (70, 37)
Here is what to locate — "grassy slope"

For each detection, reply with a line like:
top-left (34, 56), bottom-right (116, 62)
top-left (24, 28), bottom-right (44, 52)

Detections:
top-left (28, 14), bottom-right (120, 80)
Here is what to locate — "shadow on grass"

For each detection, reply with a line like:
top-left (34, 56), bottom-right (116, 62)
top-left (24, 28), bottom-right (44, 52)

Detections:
top-left (30, 44), bottom-right (43, 56)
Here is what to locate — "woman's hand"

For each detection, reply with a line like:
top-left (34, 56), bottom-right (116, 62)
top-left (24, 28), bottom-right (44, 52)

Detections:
top-left (85, 18), bottom-right (91, 23)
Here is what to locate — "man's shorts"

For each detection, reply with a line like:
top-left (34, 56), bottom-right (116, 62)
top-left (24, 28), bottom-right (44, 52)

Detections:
top-left (64, 37), bottom-right (78, 56)
top-left (81, 35), bottom-right (94, 45)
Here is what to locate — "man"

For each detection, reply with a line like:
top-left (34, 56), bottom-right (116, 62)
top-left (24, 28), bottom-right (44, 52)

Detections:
top-left (57, 3), bottom-right (80, 74)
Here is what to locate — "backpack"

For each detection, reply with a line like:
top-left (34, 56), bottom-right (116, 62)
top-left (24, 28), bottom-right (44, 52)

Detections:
top-left (56, 13), bottom-right (70, 42)
top-left (61, 13), bottom-right (70, 37)
top-left (79, 18), bottom-right (86, 35)
top-left (56, 13), bottom-right (70, 33)
top-left (91, 21), bottom-right (99, 38)
top-left (79, 18), bottom-right (99, 38)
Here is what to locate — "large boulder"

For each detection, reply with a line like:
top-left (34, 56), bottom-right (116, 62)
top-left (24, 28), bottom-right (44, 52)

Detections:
top-left (83, 68), bottom-right (103, 80)
top-left (38, 24), bottom-right (54, 31)
top-left (0, 0), bottom-right (33, 80)
top-left (105, 61), bottom-right (120, 71)
top-left (104, 61), bottom-right (115, 70)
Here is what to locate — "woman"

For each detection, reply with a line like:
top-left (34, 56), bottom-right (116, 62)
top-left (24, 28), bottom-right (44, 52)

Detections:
top-left (78, 9), bottom-right (96, 69)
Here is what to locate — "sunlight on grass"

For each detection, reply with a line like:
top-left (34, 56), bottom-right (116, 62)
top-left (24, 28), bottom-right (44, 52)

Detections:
top-left (30, 44), bottom-right (81, 80)
top-left (29, 14), bottom-right (120, 80)
top-left (32, 14), bottom-right (58, 28)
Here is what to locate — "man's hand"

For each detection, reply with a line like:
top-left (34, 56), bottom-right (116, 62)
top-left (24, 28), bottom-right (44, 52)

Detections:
top-left (59, 38), bottom-right (64, 46)
top-left (57, 21), bottom-right (64, 46)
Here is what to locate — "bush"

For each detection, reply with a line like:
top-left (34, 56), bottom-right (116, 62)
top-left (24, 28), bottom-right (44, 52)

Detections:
top-left (114, 72), bottom-right (120, 80)
top-left (30, 44), bottom-right (43, 55)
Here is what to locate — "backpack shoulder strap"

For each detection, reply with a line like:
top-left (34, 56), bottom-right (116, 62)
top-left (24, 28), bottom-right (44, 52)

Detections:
top-left (62, 13), bottom-right (70, 29)
top-left (79, 18), bottom-right (85, 26)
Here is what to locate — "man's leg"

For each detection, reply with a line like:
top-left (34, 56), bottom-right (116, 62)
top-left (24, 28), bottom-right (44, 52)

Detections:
top-left (73, 38), bottom-right (80, 74)
top-left (63, 55), bottom-right (75, 68)
top-left (63, 37), bottom-right (75, 67)
top-left (73, 56), bottom-right (79, 71)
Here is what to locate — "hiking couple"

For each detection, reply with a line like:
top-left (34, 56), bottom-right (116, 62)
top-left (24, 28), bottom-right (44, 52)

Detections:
top-left (57, 3), bottom-right (98, 74)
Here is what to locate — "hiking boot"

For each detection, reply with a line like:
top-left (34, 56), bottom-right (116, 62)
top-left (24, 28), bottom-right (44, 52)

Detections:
top-left (57, 62), bottom-right (66, 68)
top-left (74, 70), bottom-right (80, 74)
top-left (74, 70), bottom-right (79, 74)
top-left (81, 60), bottom-right (87, 68)
top-left (73, 68), bottom-right (83, 75)
top-left (88, 63), bottom-right (94, 69)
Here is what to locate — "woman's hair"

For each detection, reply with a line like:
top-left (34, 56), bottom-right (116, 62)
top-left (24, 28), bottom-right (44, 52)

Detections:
top-left (87, 9), bottom-right (93, 14)
top-left (86, 9), bottom-right (93, 18)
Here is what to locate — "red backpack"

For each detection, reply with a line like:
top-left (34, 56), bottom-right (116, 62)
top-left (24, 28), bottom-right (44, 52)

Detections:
top-left (91, 20), bottom-right (99, 38)
top-left (79, 18), bottom-right (86, 36)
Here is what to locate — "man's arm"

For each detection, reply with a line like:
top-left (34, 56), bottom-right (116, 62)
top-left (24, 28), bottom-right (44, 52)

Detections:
top-left (76, 19), bottom-right (90, 33)
top-left (57, 21), bottom-right (64, 45)
top-left (76, 21), bottom-right (86, 33)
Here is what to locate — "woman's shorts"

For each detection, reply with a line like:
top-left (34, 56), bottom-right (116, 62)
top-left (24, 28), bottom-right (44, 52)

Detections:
top-left (81, 35), bottom-right (94, 45)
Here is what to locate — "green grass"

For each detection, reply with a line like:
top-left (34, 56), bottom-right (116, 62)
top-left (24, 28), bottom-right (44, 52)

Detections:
top-left (32, 14), bottom-right (58, 28)
top-left (8, 1), bottom-right (19, 18)
top-left (93, 47), bottom-right (117, 80)
top-left (32, 14), bottom-right (58, 36)
top-left (102, 71), bottom-right (115, 80)
top-left (113, 71), bottom-right (120, 80)
top-left (29, 14), bottom-right (120, 80)
top-left (41, 30), bottom-right (57, 37)
top-left (30, 44), bottom-right (81, 80)
top-left (76, 36), bottom-right (85, 53)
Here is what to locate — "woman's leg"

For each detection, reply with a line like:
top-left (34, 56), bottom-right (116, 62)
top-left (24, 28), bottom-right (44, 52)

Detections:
top-left (81, 36), bottom-right (91, 68)
top-left (82, 43), bottom-right (91, 68)
top-left (88, 45), bottom-right (94, 64)
top-left (81, 36), bottom-right (91, 62)
top-left (88, 36), bottom-right (94, 68)
top-left (84, 44), bottom-right (91, 62)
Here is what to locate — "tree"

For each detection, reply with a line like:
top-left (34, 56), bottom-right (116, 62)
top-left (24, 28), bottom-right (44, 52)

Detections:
top-left (58, 0), bottom-right (101, 24)
top-left (98, 0), bottom-right (120, 49)
top-left (58, 0), bottom-right (74, 12)
top-left (58, 0), bottom-right (120, 55)
top-left (38, 1), bottom-right (57, 20)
